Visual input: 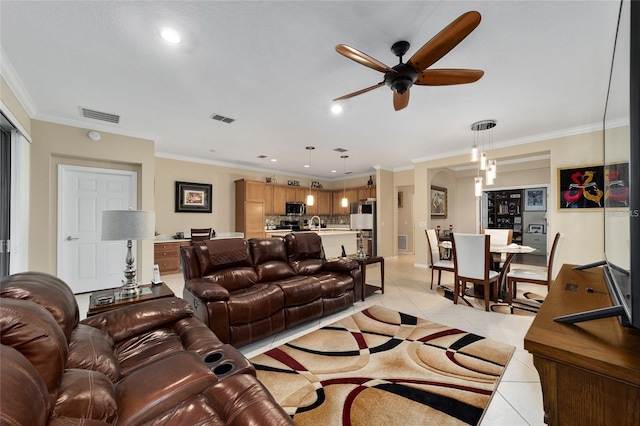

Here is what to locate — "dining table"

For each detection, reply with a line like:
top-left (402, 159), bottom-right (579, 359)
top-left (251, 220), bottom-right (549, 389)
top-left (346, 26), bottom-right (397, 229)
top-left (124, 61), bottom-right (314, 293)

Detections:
top-left (439, 240), bottom-right (537, 301)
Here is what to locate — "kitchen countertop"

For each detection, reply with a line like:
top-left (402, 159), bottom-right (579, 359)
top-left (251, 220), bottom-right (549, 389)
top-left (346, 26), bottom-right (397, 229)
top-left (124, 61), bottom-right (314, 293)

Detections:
top-left (154, 232), bottom-right (244, 242)
top-left (266, 229), bottom-right (358, 236)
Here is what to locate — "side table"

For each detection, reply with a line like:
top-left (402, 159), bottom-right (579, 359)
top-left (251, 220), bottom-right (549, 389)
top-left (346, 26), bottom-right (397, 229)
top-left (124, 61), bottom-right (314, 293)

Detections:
top-left (350, 255), bottom-right (385, 301)
top-left (87, 282), bottom-right (174, 317)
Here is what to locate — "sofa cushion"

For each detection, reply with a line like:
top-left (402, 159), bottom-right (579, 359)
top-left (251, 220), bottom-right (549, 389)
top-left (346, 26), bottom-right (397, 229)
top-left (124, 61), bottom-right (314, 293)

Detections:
top-left (202, 268), bottom-right (259, 293)
top-left (0, 298), bottom-right (68, 397)
top-left (0, 345), bottom-right (50, 426)
top-left (115, 327), bottom-right (186, 377)
top-left (194, 239), bottom-right (253, 277)
top-left (52, 369), bottom-right (117, 423)
top-left (272, 276), bottom-right (322, 307)
top-left (68, 324), bottom-right (120, 382)
top-left (249, 238), bottom-right (296, 282)
top-left (315, 272), bottom-right (355, 298)
top-left (115, 351), bottom-right (217, 426)
top-left (226, 283), bottom-right (284, 325)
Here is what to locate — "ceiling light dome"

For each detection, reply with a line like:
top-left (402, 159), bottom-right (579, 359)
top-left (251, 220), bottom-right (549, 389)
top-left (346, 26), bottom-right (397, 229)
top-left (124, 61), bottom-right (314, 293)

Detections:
top-left (160, 28), bottom-right (181, 44)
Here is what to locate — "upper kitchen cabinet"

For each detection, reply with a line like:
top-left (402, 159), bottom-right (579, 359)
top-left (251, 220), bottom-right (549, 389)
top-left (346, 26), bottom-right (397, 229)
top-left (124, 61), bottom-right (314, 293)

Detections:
top-left (235, 179), bottom-right (265, 239)
top-left (332, 188), bottom-right (358, 215)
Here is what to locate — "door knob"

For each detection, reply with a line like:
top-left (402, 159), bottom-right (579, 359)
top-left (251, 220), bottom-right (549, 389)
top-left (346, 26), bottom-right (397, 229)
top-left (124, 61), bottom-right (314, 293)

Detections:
top-left (65, 236), bottom-right (80, 241)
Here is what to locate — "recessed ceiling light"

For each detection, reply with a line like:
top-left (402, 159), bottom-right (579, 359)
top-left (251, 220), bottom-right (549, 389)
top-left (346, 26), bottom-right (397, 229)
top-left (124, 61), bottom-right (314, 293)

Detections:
top-left (331, 170), bottom-right (337, 173)
top-left (304, 164), bottom-right (310, 168)
top-left (160, 28), bottom-right (181, 44)
top-left (331, 104), bottom-right (343, 115)
top-left (271, 159), bottom-right (278, 162)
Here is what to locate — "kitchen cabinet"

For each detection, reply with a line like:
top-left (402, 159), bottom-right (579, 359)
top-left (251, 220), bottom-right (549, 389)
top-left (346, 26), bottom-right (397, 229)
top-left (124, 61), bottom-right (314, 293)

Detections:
top-left (316, 190), bottom-right (332, 215)
top-left (154, 240), bottom-right (191, 274)
top-left (272, 185), bottom-right (287, 215)
top-left (306, 189), bottom-right (332, 216)
top-left (235, 179), bottom-right (265, 238)
top-left (286, 186), bottom-right (306, 203)
top-left (264, 184), bottom-right (274, 215)
top-left (332, 188), bottom-right (358, 215)
top-left (358, 185), bottom-right (375, 201)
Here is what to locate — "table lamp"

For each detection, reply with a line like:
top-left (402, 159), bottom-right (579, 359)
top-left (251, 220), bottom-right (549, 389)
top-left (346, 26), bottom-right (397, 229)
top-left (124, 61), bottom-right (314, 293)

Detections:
top-left (101, 209), bottom-right (155, 297)
top-left (350, 213), bottom-right (373, 259)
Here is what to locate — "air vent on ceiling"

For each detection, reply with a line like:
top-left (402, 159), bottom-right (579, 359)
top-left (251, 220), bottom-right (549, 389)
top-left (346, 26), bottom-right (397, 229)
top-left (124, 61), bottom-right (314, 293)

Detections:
top-left (257, 155), bottom-right (268, 159)
top-left (210, 113), bottom-right (235, 124)
top-left (80, 107), bottom-right (120, 124)
top-left (334, 148), bottom-right (348, 153)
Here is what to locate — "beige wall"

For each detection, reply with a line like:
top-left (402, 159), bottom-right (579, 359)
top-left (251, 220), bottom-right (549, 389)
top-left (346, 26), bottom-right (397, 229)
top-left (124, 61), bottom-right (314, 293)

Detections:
top-left (29, 121), bottom-right (156, 281)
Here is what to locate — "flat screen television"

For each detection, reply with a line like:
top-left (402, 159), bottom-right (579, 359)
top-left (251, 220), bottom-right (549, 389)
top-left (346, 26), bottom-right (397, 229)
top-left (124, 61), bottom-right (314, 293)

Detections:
top-left (555, 0), bottom-right (640, 328)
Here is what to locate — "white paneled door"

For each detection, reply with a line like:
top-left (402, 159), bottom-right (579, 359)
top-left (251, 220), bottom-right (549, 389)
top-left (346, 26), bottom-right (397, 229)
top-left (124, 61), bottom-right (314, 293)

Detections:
top-left (58, 165), bottom-right (137, 294)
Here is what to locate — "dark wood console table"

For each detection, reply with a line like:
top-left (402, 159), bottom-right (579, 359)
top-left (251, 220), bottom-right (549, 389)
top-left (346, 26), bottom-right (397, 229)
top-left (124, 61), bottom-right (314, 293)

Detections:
top-left (524, 264), bottom-right (640, 425)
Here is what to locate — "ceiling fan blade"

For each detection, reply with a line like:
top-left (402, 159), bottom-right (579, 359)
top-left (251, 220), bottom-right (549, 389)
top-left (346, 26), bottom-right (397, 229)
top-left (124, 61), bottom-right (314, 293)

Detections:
top-left (393, 90), bottom-right (410, 111)
top-left (408, 11), bottom-right (481, 72)
top-left (415, 69), bottom-right (484, 85)
top-left (333, 82), bottom-right (384, 102)
top-left (336, 44), bottom-right (395, 73)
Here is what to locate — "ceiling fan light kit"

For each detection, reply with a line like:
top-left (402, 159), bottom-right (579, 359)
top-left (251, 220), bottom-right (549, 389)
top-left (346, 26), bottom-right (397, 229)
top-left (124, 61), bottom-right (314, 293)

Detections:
top-left (334, 11), bottom-right (483, 111)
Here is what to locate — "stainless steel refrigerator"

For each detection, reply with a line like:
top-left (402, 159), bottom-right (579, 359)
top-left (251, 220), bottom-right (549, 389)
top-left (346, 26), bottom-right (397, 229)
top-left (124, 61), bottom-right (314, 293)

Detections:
top-left (350, 200), bottom-right (377, 256)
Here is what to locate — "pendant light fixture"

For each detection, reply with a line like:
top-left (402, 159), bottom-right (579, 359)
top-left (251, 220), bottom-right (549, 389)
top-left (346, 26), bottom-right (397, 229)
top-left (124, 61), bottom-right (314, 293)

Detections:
top-left (471, 120), bottom-right (497, 196)
top-left (305, 146), bottom-right (315, 206)
top-left (341, 155), bottom-right (349, 208)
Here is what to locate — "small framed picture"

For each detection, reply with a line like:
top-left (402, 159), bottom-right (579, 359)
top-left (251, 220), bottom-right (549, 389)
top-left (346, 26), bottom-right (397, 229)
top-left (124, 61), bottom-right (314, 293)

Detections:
top-left (524, 187), bottom-right (546, 211)
top-left (528, 224), bottom-right (544, 234)
top-left (175, 181), bottom-right (212, 213)
top-left (430, 186), bottom-right (448, 218)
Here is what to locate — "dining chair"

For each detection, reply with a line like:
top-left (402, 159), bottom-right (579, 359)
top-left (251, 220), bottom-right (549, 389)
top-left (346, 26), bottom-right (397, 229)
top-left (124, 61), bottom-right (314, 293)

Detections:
top-left (452, 233), bottom-right (499, 311)
top-left (481, 228), bottom-right (513, 269)
top-left (506, 232), bottom-right (565, 309)
top-left (425, 229), bottom-right (454, 289)
top-left (190, 228), bottom-right (212, 244)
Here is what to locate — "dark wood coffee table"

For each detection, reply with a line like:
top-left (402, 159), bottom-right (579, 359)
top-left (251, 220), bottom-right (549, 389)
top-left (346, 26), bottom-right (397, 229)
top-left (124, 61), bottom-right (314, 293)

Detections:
top-left (87, 282), bottom-right (174, 317)
top-left (349, 255), bottom-right (385, 301)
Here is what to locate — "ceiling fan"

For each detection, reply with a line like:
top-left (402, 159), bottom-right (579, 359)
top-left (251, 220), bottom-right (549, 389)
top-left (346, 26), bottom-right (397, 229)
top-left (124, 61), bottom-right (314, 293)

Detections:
top-left (334, 11), bottom-right (484, 111)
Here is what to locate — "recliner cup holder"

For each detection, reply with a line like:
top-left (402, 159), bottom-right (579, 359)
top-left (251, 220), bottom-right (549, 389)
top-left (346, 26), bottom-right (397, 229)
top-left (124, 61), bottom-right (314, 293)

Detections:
top-left (204, 351), bottom-right (223, 364)
top-left (213, 362), bottom-right (234, 377)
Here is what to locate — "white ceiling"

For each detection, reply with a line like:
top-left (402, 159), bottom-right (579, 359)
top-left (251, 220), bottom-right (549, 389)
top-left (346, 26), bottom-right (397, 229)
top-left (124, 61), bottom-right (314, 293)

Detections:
top-left (0, 1), bottom-right (621, 180)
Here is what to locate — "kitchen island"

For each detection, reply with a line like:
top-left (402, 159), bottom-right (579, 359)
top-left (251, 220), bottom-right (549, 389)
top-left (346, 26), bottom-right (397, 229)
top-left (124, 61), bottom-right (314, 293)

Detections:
top-left (266, 229), bottom-right (358, 258)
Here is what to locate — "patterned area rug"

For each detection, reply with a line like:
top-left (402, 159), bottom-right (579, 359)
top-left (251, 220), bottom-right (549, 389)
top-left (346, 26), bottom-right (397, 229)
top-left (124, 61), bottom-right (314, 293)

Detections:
top-left (250, 305), bottom-right (515, 425)
top-left (436, 284), bottom-right (545, 316)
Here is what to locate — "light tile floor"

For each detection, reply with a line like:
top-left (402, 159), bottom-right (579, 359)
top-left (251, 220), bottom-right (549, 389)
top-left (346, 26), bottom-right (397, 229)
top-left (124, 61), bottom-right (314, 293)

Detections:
top-left (76, 254), bottom-right (547, 425)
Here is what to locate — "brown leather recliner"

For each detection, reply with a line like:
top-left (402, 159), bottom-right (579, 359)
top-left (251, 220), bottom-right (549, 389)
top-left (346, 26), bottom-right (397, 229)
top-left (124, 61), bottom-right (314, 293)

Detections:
top-left (181, 232), bottom-right (362, 348)
top-left (0, 272), bottom-right (293, 426)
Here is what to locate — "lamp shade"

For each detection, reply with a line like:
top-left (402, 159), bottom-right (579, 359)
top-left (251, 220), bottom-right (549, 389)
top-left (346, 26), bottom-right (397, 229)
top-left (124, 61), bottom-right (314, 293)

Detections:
top-left (102, 210), bottom-right (155, 241)
top-left (350, 213), bottom-right (373, 230)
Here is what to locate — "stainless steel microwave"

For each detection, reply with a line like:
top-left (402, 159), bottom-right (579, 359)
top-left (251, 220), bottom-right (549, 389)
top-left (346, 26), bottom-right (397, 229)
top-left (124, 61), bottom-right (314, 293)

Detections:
top-left (286, 202), bottom-right (305, 215)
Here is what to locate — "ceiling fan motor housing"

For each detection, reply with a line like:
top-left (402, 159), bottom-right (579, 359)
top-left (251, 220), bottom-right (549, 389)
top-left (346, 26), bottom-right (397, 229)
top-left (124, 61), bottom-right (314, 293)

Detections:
top-left (385, 63), bottom-right (418, 94)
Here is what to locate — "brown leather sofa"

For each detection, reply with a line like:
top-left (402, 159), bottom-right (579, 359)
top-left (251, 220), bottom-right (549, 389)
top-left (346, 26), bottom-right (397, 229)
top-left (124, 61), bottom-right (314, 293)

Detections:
top-left (180, 232), bottom-right (362, 347)
top-left (0, 272), bottom-right (293, 426)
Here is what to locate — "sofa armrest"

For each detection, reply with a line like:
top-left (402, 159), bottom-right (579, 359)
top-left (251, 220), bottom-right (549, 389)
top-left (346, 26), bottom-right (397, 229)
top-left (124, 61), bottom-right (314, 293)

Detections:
top-left (80, 297), bottom-right (193, 343)
top-left (185, 278), bottom-right (230, 301)
top-left (323, 257), bottom-right (359, 273)
top-left (116, 351), bottom-right (218, 426)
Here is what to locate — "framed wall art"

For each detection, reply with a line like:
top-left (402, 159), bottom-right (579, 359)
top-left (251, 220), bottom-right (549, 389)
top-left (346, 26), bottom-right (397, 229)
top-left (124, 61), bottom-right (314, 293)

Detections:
top-left (175, 181), bottom-right (212, 213)
top-left (557, 164), bottom-right (605, 209)
top-left (430, 186), bottom-right (448, 218)
top-left (524, 187), bottom-right (547, 211)
top-left (398, 191), bottom-right (404, 208)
